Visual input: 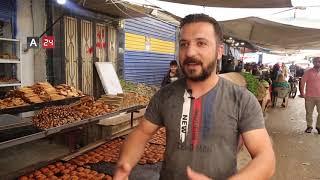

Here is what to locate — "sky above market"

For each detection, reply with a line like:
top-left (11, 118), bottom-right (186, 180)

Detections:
top-left (124, 0), bottom-right (320, 28)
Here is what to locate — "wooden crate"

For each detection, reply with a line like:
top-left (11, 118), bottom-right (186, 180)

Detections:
top-left (99, 108), bottom-right (146, 138)
top-left (101, 118), bottom-right (141, 137)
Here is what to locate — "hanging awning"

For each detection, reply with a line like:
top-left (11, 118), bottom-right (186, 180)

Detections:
top-left (72, 0), bottom-right (180, 24)
top-left (74, 0), bottom-right (151, 18)
top-left (220, 17), bottom-right (320, 50)
top-left (156, 0), bottom-right (292, 8)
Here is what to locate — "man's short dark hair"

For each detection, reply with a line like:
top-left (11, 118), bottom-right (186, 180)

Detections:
top-left (180, 13), bottom-right (223, 44)
top-left (170, 60), bottom-right (178, 66)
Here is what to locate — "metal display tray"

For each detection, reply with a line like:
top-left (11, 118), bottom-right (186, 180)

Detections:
top-left (0, 105), bottom-right (146, 150)
top-left (0, 97), bottom-right (82, 115)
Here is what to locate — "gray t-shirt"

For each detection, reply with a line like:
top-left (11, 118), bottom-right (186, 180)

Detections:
top-left (145, 77), bottom-right (265, 180)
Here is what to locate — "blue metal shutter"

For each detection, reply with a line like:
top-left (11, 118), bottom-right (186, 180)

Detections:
top-left (125, 17), bottom-right (176, 42)
top-left (124, 51), bottom-right (175, 85)
top-left (123, 17), bottom-right (177, 85)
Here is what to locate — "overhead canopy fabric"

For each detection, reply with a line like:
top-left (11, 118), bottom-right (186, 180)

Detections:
top-left (74, 0), bottom-right (152, 19)
top-left (157, 0), bottom-right (292, 8)
top-left (220, 17), bottom-right (320, 50)
top-left (74, 0), bottom-right (181, 24)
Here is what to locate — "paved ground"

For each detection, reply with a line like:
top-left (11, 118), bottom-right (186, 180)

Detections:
top-left (238, 96), bottom-right (320, 180)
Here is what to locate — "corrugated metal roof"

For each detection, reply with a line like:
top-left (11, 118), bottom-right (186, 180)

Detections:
top-left (124, 51), bottom-right (175, 85)
top-left (125, 17), bottom-right (176, 42)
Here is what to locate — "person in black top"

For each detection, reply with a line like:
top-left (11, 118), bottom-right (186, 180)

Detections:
top-left (161, 60), bottom-right (181, 87)
top-left (295, 65), bottom-right (305, 95)
top-left (289, 62), bottom-right (296, 77)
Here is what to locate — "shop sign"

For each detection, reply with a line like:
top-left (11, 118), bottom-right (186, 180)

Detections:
top-left (41, 36), bottom-right (55, 49)
top-left (27, 37), bottom-right (40, 49)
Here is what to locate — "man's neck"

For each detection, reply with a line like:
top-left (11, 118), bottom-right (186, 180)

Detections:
top-left (186, 73), bottom-right (219, 99)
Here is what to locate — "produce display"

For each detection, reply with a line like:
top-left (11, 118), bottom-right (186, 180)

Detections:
top-left (240, 72), bottom-right (260, 97)
top-left (15, 80), bottom-right (160, 179)
top-left (0, 97), bottom-right (29, 109)
top-left (0, 76), bottom-right (20, 84)
top-left (120, 79), bottom-right (158, 98)
top-left (0, 53), bottom-right (18, 59)
top-left (0, 83), bottom-right (84, 109)
top-left (139, 143), bottom-right (165, 165)
top-left (31, 82), bottom-right (65, 101)
top-left (120, 92), bottom-right (150, 108)
top-left (260, 80), bottom-right (270, 88)
top-left (55, 84), bottom-right (84, 98)
top-left (256, 82), bottom-right (268, 101)
top-left (32, 96), bottom-right (115, 129)
top-left (18, 123), bottom-right (167, 179)
top-left (240, 72), bottom-right (268, 101)
top-left (18, 162), bottom-right (112, 180)
top-left (69, 138), bottom-right (124, 166)
top-left (98, 92), bottom-right (150, 109)
top-left (97, 79), bottom-right (158, 109)
top-left (70, 126), bottom-right (166, 167)
top-left (6, 87), bottom-right (44, 104)
top-left (98, 94), bottom-right (123, 108)
top-left (148, 127), bottom-right (166, 146)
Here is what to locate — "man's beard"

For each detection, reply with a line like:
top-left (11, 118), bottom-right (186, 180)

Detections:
top-left (181, 57), bottom-right (217, 82)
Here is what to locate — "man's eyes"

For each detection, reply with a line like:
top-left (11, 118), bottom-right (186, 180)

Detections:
top-left (179, 41), bottom-right (208, 48)
top-left (180, 42), bottom-right (188, 47)
top-left (197, 41), bottom-right (207, 46)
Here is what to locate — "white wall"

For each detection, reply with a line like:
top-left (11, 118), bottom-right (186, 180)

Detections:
top-left (32, 0), bottom-right (47, 83)
top-left (16, 0), bottom-right (47, 86)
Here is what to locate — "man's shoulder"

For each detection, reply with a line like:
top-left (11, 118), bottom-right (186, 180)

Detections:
top-left (157, 78), bottom-right (185, 97)
top-left (219, 77), bottom-right (247, 91)
top-left (219, 77), bottom-right (251, 98)
top-left (304, 68), bottom-right (314, 75)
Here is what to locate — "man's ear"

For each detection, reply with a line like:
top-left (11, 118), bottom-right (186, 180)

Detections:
top-left (216, 44), bottom-right (224, 60)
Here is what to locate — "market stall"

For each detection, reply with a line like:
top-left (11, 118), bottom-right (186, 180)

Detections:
top-left (0, 80), bottom-right (154, 179)
top-left (220, 17), bottom-right (320, 50)
top-left (219, 72), bottom-right (271, 114)
top-left (17, 126), bottom-right (166, 180)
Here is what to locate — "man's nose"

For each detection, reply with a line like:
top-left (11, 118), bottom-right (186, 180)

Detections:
top-left (185, 44), bottom-right (197, 58)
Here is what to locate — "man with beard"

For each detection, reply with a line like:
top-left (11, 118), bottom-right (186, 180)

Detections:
top-left (300, 57), bottom-right (320, 134)
top-left (114, 14), bottom-right (275, 180)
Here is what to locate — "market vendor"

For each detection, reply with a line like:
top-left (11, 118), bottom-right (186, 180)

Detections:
top-left (114, 14), bottom-right (275, 180)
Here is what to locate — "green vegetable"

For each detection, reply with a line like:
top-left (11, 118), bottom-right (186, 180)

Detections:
top-left (119, 78), bottom-right (159, 98)
top-left (260, 80), bottom-right (270, 88)
top-left (240, 72), bottom-right (260, 97)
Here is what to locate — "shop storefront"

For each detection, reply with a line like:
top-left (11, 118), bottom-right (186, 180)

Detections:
top-left (123, 16), bottom-right (177, 85)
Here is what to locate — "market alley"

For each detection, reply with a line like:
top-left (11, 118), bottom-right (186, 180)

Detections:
top-left (238, 96), bottom-right (320, 180)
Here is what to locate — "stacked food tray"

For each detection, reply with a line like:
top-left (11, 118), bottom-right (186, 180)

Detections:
top-left (17, 127), bottom-right (167, 180)
top-left (1, 82), bottom-right (84, 110)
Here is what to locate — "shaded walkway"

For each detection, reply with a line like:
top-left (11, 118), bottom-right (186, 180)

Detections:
top-left (267, 97), bottom-right (320, 180)
top-left (238, 96), bottom-right (320, 180)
